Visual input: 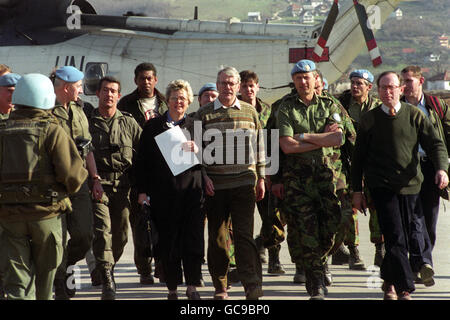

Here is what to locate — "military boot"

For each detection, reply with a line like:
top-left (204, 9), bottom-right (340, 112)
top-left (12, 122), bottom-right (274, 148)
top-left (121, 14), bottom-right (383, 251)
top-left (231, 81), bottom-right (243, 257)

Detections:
top-left (324, 262), bottom-right (332, 286)
top-left (293, 263), bottom-right (306, 284)
top-left (331, 244), bottom-right (350, 265)
top-left (267, 245), bottom-right (285, 275)
top-left (255, 235), bottom-right (267, 263)
top-left (54, 278), bottom-right (70, 300)
top-left (348, 245), bottom-right (366, 270)
top-left (307, 272), bottom-right (325, 300)
top-left (374, 243), bottom-right (385, 267)
top-left (101, 268), bottom-right (116, 300)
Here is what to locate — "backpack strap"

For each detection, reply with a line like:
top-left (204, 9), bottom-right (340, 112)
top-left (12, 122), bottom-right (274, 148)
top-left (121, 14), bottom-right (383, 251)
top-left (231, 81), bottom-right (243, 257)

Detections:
top-left (426, 94), bottom-right (444, 119)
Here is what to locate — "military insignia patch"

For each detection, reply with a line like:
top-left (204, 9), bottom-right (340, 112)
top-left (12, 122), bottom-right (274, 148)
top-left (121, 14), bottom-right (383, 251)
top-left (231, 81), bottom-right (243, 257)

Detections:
top-left (332, 113), bottom-right (341, 122)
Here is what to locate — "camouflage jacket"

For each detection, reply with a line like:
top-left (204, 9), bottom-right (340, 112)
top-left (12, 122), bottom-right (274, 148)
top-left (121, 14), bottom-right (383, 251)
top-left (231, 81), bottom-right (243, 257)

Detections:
top-left (277, 93), bottom-right (352, 184)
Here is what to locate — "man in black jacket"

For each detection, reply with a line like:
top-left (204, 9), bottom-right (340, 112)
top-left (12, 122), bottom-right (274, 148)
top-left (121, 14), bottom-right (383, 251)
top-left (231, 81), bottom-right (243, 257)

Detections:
top-left (401, 65), bottom-right (450, 287)
top-left (117, 63), bottom-right (168, 285)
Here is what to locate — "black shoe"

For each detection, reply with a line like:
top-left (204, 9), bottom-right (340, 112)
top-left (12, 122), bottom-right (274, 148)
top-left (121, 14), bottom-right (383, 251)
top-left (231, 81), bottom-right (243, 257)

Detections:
top-left (167, 292), bottom-right (178, 300)
top-left (101, 268), bottom-right (116, 300)
top-left (331, 244), bottom-right (350, 265)
top-left (54, 278), bottom-right (69, 300)
top-left (268, 245), bottom-right (285, 275)
top-left (227, 268), bottom-right (240, 283)
top-left (195, 278), bottom-right (205, 287)
top-left (186, 290), bottom-right (201, 300)
top-left (324, 262), bottom-right (332, 286)
top-left (140, 274), bottom-right (155, 285)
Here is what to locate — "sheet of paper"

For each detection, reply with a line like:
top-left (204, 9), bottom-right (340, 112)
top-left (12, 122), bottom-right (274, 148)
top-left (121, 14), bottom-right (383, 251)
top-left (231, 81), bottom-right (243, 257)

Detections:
top-left (154, 125), bottom-right (200, 176)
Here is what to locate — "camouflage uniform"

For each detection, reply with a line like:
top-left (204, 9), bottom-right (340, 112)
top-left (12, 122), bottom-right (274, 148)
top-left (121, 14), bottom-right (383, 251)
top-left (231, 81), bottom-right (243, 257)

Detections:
top-left (338, 91), bottom-right (383, 245)
top-left (88, 109), bottom-right (142, 271)
top-left (52, 101), bottom-right (94, 290)
top-left (277, 93), bottom-right (344, 283)
top-left (317, 92), bottom-right (358, 253)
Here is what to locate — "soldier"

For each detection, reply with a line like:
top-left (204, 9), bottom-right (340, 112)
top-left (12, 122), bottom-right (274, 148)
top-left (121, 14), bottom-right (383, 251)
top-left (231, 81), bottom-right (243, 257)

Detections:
top-left (89, 76), bottom-right (142, 300)
top-left (117, 63), bottom-right (167, 284)
top-left (238, 70), bottom-right (285, 275)
top-left (314, 71), bottom-right (358, 284)
top-left (336, 69), bottom-right (384, 269)
top-left (51, 66), bottom-right (102, 299)
top-left (0, 72), bottom-right (20, 299)
top-left (400, 65), bottom-right (450, 286)
top-left (278, 59), bottom-right (346, 300)
top-left (0, 74), bottom-right (87, 299)
top-left (198, 83), bottom-right (219, 107)
top-left (0, 73), bottom-right (21, 119)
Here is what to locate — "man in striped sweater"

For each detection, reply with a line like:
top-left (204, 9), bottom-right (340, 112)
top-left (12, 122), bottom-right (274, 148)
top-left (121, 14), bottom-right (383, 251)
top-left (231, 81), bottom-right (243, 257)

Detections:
top-left (194, 66), bottom-right (265, 300)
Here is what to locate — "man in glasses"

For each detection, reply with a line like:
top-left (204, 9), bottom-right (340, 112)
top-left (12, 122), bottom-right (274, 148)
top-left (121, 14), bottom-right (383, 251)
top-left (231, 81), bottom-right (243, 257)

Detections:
top-left (352, 71), bottom-right (449, 300)
top-left (195, 66), bottom-right (265, 300)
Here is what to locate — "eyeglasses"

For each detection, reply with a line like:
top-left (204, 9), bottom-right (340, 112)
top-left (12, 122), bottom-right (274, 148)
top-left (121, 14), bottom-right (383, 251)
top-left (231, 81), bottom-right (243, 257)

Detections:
top-left (379, 85), bottom-right (402, 92)
top-left (218, 81), bottom-right (239, 88)
top-left (169, 96), bottom-right (187, 102)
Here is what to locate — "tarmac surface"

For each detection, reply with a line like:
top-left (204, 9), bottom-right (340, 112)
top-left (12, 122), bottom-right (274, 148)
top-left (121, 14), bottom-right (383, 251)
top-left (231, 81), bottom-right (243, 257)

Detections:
top-left (70, 200), bottom-right (450, 301)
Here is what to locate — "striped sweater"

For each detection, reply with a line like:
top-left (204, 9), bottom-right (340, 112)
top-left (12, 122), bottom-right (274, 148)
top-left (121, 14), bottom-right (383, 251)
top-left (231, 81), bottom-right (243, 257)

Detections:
top-left (194, 99), bottom-right (265, 190)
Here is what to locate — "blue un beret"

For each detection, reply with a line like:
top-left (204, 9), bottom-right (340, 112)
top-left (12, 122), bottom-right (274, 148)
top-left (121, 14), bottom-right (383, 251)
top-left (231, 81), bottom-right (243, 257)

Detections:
top-left (291, 59), bottom-right (316, 76)
top-left (349, 69), bottom-right (374, 83)
top-left (0, 73), bottom-right (21, 87)
top-left (198, 83), bottom-right (218, 97)
top-left (55, 66), bottom-right (84, 82)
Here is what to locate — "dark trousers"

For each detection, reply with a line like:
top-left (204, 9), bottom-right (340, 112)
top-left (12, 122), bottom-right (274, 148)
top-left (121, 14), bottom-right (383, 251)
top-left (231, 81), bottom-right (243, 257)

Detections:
top-left (370, 188), bottom-right (416, 293)
top-left (206, 185), bottom-right (262, 291)
top-left (154, 201), bottom-right (204, 291)
top-left (129, 187), bottom-right (153, 276)
top-left (420, 159), bottom-right (441, 248)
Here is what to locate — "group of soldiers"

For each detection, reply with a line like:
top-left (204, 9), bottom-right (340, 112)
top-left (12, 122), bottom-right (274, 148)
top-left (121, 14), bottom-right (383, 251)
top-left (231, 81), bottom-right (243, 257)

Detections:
top-left (0, 57), bottom-right (448, 300)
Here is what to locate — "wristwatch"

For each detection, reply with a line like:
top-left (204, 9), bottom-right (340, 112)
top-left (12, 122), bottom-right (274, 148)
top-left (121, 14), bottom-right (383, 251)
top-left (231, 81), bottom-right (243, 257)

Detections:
top-left (91, 174), bottom-right (102, 182)
top-left (296, 133), bottom-right (304, 141)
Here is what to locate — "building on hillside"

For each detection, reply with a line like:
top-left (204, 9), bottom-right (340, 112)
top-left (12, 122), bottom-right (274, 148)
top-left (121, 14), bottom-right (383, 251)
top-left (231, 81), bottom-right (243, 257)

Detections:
top-left (439, 34), bottom-right (449, 48)
top-left (427, 71), bottom-right (450, 91)
top-left (395, 8), bottom-right (403, 20)
top-left (247, 12), bottom-right (261, 22)
top-left (301, 11), bottom-right (315, 24)
top-left (288, 3), bottom-right (302, 17)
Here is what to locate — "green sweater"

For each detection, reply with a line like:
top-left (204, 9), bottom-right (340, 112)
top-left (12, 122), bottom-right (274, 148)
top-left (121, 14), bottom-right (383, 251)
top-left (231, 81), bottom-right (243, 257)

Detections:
top-left (194, 100), bottom-right (265, 190)
top-left (352, 102), bottom-right (448, 194)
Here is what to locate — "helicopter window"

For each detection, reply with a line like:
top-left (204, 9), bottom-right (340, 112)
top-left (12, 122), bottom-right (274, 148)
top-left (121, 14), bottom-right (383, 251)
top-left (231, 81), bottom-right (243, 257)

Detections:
top-left (84, 62), bottom-right (108, 95)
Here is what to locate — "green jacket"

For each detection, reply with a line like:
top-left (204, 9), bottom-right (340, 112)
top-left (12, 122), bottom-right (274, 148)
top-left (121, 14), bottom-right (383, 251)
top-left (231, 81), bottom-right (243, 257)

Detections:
top-left (338, 90), bottom-right (381, 128)
top-left (52, 101), bottom-right (92, 142)
top-left (117, 88), bottom-right (168, 128)
top-left (277, 93), bottom-right (349, 173)
top-left (352, 102), bottom-right (448, 194)
top-left (0, 108), bottom-right (88, 221)
top-left (88, 108), bottom-right (142, 187)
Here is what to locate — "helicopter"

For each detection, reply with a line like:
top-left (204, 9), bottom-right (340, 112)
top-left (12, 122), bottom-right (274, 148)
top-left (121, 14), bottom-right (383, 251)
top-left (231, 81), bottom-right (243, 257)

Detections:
top-left (0, 0), bottom-right (403, 106)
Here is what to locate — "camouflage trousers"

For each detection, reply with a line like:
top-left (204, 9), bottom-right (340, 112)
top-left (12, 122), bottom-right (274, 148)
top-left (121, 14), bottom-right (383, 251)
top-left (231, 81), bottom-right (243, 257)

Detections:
top-left (283, 163), bottom-right (341, 279)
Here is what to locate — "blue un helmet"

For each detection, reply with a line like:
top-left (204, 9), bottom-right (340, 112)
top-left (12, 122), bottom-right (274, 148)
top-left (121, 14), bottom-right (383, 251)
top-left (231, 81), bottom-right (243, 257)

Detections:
top-left (12, 74), bottom-right (56, 110)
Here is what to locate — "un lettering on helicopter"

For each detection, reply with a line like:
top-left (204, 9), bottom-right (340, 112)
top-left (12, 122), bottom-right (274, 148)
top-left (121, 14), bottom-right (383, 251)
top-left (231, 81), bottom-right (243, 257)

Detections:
top-left (0, 0), bottom-right (403, 108)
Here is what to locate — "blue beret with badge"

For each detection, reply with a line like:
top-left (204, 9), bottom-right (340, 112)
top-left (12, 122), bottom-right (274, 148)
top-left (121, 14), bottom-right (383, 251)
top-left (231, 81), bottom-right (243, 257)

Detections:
top-left (0, 73), bottom-right (21, 87)
top-left (198, 83), bottom-right (217, 97)
top-left (55, 66), bottom-right (84, 82)
top-left (349, 69), bottom-right (374, 83)
top-left (291, 59), bottom-right (316, 76)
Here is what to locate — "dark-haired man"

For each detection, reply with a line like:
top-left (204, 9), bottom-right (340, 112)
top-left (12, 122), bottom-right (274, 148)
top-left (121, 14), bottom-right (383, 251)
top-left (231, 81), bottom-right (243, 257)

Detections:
top-left (401, 65), bottom-right (450, 286)
top-left (89, 77), bottom-right (142, 300)
top-left (117, 63), bottom-right (168, 284)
